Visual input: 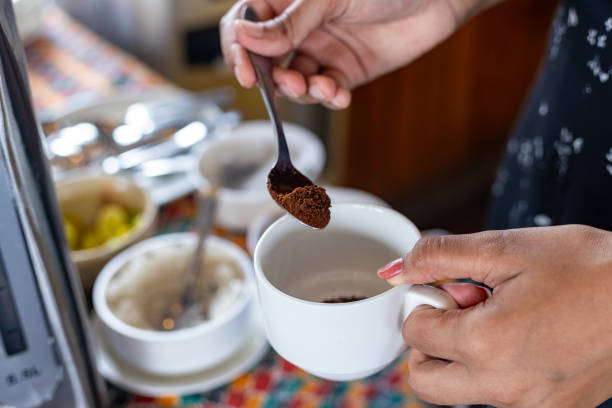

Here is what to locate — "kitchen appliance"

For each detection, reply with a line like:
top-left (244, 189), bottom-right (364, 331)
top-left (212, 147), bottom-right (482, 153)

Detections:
top-left (0, 1), bottom-right (106, 407)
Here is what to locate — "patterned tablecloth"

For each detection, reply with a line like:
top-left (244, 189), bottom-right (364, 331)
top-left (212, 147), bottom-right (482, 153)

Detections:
top-left (24, 7), bottom-right (435, 408)
top-left (114, 197), bottom-right (433, 408)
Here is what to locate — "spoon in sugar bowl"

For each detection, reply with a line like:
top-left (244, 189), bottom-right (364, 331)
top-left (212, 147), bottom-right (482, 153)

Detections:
top-left (158, 186), bottom-right (217, 331)
top-left (158, 157), bottom-right (272, 330)
top-left (241, 6), bottom-right (331, 230)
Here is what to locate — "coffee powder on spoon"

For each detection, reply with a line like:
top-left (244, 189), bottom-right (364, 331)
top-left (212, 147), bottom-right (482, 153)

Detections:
top-left (268, 180), bottom-right (331, 229)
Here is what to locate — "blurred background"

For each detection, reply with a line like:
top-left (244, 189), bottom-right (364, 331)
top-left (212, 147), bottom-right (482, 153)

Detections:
top-left (18, 0), bottom-right (559, 234)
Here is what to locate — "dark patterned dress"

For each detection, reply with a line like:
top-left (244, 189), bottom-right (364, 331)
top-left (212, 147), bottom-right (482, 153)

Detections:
top-left (488, 1), bottom-right (612, 232)
top-left (485, 2), bottom-right (612, 407)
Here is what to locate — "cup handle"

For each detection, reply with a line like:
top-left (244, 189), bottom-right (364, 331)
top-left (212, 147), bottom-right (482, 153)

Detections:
top-left (403, 284), bottom-right (458, 318)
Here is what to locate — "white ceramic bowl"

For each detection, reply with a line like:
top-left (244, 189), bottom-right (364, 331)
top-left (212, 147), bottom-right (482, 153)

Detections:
top-left (55, 174), bottom-right (158, 290)
top-left (191, 120), bottom-right (325, 231)
top-left (93, 233), bottom-right (255, 376)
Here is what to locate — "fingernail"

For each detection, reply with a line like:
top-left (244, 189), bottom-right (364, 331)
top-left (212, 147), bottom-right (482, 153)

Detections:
top-left (377, 258), bottom-right (403, 280)
top-left (331, 95), bottom-right (345, 109)
top-left (234, 66), bottom-right (246, 87)
top-left (309, 85), bottom-right (324, 100)
top-left (237, 21), bottom-right (264, 38)
top-left (231, 45), bottom-right (242, 64)
top-left (279, 83), bottom-right (298, 98)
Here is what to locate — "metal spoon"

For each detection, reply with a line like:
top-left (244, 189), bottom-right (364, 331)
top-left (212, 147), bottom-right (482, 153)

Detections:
top-left (242, 6), bottom-right (325, 229)
top-left (159, 187), bottom-right (217, 331)
top-left (157, 155), bottom-right (263, 331)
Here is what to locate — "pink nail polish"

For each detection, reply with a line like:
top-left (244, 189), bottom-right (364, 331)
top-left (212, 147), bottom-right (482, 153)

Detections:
top-left (377, 258), bottom-right (403, 280)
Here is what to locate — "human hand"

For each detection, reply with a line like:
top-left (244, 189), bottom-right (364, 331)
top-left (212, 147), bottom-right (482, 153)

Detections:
top-left (377, 225), bottom-right (612, 407)
top-left (220, 0), bottom-right (498, 109)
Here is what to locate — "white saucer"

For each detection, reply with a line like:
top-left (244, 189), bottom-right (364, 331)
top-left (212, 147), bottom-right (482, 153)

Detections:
top-left (91, 309), bottom-right (269, 397)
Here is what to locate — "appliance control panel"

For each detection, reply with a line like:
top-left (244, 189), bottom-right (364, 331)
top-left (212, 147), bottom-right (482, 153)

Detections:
top-left (0, 167), bottom-right (64, 408)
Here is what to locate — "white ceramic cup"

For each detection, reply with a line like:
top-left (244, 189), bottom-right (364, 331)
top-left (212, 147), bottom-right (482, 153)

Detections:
top-left (253, 203), bottom-right (457, 381)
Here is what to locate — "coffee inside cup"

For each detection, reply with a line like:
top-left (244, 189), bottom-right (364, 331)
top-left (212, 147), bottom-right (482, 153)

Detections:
top-left (261, 228), bottom-right (398, 303)
top-left (322, 295), bottom-right (367, 303)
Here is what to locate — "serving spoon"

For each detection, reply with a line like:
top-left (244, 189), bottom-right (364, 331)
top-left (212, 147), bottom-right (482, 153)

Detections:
top-left (157, 156), bottom-right (270, 331)
top-left (242, 6), bottom-right (329, 229)
top-left (158, 187), bottom-right (217, 331)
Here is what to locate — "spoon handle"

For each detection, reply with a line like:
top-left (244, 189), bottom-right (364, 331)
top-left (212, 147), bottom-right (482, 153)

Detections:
top-left (182, 187), bottom-right (217, 305)
top-left (242, 6), bottom-right (291, 167)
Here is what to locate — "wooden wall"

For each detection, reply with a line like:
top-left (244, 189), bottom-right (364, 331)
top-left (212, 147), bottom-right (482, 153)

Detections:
top-left (342, 0), bottom-right (558, 231)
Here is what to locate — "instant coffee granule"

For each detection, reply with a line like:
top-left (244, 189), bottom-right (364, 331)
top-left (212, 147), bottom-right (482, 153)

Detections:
top-left (268, 184), bottom-right (331, 229)
top-left (322, 295), bottom-right (367, 303)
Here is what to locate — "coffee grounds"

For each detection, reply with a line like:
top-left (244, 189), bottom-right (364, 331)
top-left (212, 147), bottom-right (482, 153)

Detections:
top-left (322, 295), bottom-right (367, 303)
top-left (270, 184), bottom-right (331, 229)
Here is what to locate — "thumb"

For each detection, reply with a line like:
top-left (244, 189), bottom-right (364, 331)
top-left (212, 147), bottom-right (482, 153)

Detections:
top-left (234, 0), bottom-right (328, 56)
top-left (377, 231), bottom-right (525, 288)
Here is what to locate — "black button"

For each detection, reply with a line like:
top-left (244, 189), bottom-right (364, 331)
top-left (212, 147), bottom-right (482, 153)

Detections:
top-left (4, 328), bottom-right (26, 355)
top-left (0, 276), bottom-right (27, 355)
top-left (0, 287), bottom-right (19, 331)
top-left (0, 268), bottom-right (6, 290)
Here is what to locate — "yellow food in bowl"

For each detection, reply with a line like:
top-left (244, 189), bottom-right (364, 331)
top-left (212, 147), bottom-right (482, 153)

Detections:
top-left (63, 203), bottom-right (142, 251)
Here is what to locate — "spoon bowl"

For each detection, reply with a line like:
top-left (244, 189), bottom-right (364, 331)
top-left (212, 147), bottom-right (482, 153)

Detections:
top-left (267, 164), bottom-right (314, 196)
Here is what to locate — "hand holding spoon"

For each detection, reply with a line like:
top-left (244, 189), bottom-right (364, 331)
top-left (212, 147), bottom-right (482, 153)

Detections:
top-left (242, 6), bottom-right (331, 229)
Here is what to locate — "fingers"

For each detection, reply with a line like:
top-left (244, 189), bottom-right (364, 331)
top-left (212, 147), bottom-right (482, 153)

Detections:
top-left (308, 75), bottom-right (337, 101)
top-left (230, 43), bottom-right (256, 88)
top-left (272, 67), bottom-right (307, 98)
top-left (402, 306), bottom-right (466, 362)
top-left (221, 0), bottom-right (275, 88)
top-left (378, 231), bottom-right (525, 288)
top-left (402, 286), bottom-right (490, 405)
top-left (273, 68), bottom-right (352, 109)
top-left (234, 0), bottom-right (328, 56)
top-left (290, 54), bottom-right (320, 76)
top-left (439, 283), bottom-right (490, 309)
top-left (323, 87), bottom-right (351, 110)
top-left (309, 74), bottom-right (352, 109)
top-left (220, 1), bottom-right (352, 108)
top-left (407, 349), bottom-right (480, 406)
